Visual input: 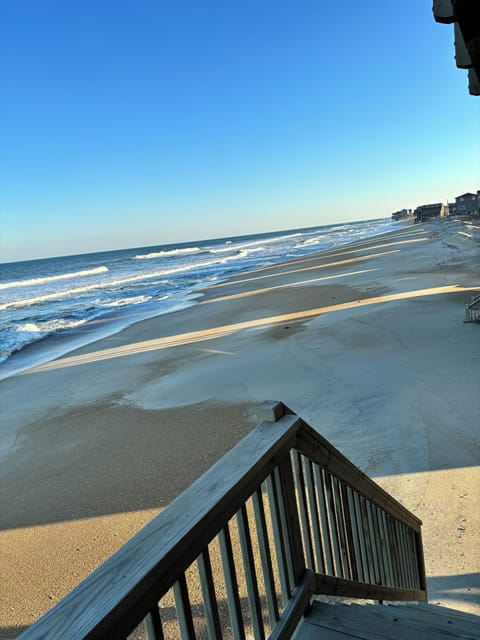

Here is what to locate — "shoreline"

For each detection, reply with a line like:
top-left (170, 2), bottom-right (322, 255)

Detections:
top-left (0, 222), bottom-right (403, 382)
top-left (1, 219), bottom-right (479, 637)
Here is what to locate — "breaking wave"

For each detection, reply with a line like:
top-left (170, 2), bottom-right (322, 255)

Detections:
top-left (134, 247), bottom-right (201, 260)
top-left (16, 318), bottom-right (88, 333)
top-left (0, 266), bottom-right (109, 290)
top-left (0, 255), bottom-right (242, 311)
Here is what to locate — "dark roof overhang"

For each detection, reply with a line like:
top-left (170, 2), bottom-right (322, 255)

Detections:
top-left (433, 0), bottom-right (480, 95)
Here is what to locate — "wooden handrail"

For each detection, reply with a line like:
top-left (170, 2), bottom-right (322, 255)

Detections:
top-left (18, 401), bottom-right (427, 640)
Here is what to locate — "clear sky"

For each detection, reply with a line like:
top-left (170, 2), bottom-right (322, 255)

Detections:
top-left (1, 1), bottom-right (479, 262)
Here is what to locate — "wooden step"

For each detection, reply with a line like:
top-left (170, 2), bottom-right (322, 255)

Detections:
top-left (296, 601), bottom-right (479, 640)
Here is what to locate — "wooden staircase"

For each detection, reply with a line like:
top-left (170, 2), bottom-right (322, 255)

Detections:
top-left (18, 401), bottom-right (477, 640)
top-left (299, 601), bottom-right (479, 640)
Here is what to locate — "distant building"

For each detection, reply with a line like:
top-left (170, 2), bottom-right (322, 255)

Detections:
top-left (446, 201), bottom-right (457, 216)
top-left (414, 203), bottom-right (448, 222)
top-left (391, 208), bottom-right (413, 221)
top-left (455, 192), bottom-right (478, 215)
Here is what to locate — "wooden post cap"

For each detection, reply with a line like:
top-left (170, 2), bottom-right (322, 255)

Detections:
top-left (256, 401), bottom-right (286, 423)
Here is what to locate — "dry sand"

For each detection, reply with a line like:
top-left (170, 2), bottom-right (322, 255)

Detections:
top-left (1, 219), bottom-right (479, 638)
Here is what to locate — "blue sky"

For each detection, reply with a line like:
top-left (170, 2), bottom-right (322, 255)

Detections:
top-left (1, 1), bottom-right (479, 262)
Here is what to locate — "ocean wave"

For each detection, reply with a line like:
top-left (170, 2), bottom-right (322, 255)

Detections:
top-left (295, 235), bottom-right (327, 248)
top-left (16, 318), bottom-right (88, 334)
top-left (0, 254), bottom-right (243, 311)
top-left (134, 247), bottom-right (201, 259)
top-left (100, 295), bottom-right (153, 308)
top-left (0, 266), bottom-right (109, 290)
top-left (210, 233), bottom-right (302, 254)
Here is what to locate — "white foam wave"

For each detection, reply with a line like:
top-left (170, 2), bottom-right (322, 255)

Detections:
top-left (210, 233), bottom-right (302, 254)
top-left (100, 295), bottom-right (152, 308)
top-left (16, 318), bottom-right (88, 334)
top-left (0, 266), bottom-right (109, 290)
top-left (134, 247), bottom-right (201, 259)
top-left (0, 255), bottom-right (242, 311)
top-left (296, 235), bottom-right (327, 248)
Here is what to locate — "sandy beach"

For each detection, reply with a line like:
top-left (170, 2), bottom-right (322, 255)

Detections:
top-left (1, 219), bottom-right (479, 638)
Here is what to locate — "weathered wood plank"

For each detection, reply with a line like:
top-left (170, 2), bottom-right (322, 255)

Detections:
top-left (365, 500), bottom-right (380, 585)
top-left (340, 484), bottom-right (358, 581)
top-left (314, 574), bottom-right (426, 602)
top-left (323, 471), bottom-right (343, 577)
top-left (144, 608), bottom-right (164, 640)
top-left (313, 463), bottom-right (335, 575)
top-left (236, 505), bottom-right (264, 640)
top-left (345, 487), bottom-right (363, 583)
top-left (173, 576), bottom-right (196, 640)
top-left (292, 452), bottom-right (314, 570)
top-left (266, 471), bottom-right (290, 606)
top-left (301, 601), bottom-right (470, 640)
top-left (352, 490), bottom-right (370, 584)
top-left (251, 487), bottom-right (279, 626)
top-left (197, 548), bottom-right (222, 640)
top-left (303, 458), bottom-right (324, 574)
top-left (379, 509), bottom-right (394, 588)
top-left (276, 455), bottom-right (306, 587)
top-left (332, 478), bottom-right (350, 579)
top-left (219, 524), bottom-right (245, 640)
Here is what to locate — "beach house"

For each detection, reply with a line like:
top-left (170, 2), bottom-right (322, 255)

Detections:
top-left (455, 192), bottom-right (479, 215)
top-left (391, 209), bottom-right (412, 221)
top-left (413, 202), bottom-right (447, 222)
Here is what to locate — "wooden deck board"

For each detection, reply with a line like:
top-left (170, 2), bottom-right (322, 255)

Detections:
top-left (296, 602), bottom-right (479, 640)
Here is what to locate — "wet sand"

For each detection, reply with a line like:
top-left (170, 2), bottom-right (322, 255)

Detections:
top-left (1, 219), bottom-right (479, 638)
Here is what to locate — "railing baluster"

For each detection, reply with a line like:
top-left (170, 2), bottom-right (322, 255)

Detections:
top-left (266, 472), bottom-right (290, 605)
top-left (372, 505), bottom-right (388, 585)
top-left (380, 509), bottom-right (394, 587)
top-left (376, 505), bottom-right (389, 587)
top-left (368, 502), bottom-right (384, 586)
top-left (406, 526), bottom-right (417, 589)
top-left (304, 458), bottom-right (325, 574)
top-left (218, 524), bottom-right (246, 640)
top-left (394, 520), bottom-right (408, 589)
top-left (366, 500), bottom-right (381, 585)
top-left (340, 484), bottom-right (358, 581)
top-left (292, 452), bottom-right (315, 570)
top-left (352, 490), bottom-right (370, 584)
top-left (197, 548), bottom-right (222, 640)
top-left (386, 515), bottom-right (401, 587)
top-left (236, 504), bottom-right (265, 640)
top-left (400, 523), bottom-right (413, 589)
top-left (410, 527), bottom-right (421, 589)
top-left (144, 607), bottom-right (164, 640)
top-left (323, 470), bottom-right (343, 576)
top-left (359, 495), bottom-right (376, 584)
top-left (408, 529), bottom-right (420, 589)
top-left (332, 478), bottom-right (350, 579)
top-left (313, 463), bottom-right (335, 575)
top-left (276, 456), bottom-right (305, 587)
top-left (173, 575), bottom-right (196, 640)
top-left (252, 487), bottom-right (279, 626)
top-left (346, 486), bottom-right (364, 582)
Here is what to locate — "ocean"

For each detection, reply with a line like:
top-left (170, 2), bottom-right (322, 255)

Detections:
top-left (0, 218), bottom-right (400, 379)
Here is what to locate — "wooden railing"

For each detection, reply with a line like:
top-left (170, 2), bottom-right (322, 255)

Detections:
top-left (19, 402), bottom-right (427, 640)
top-left (465, 295), bottom-right (480, 322)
